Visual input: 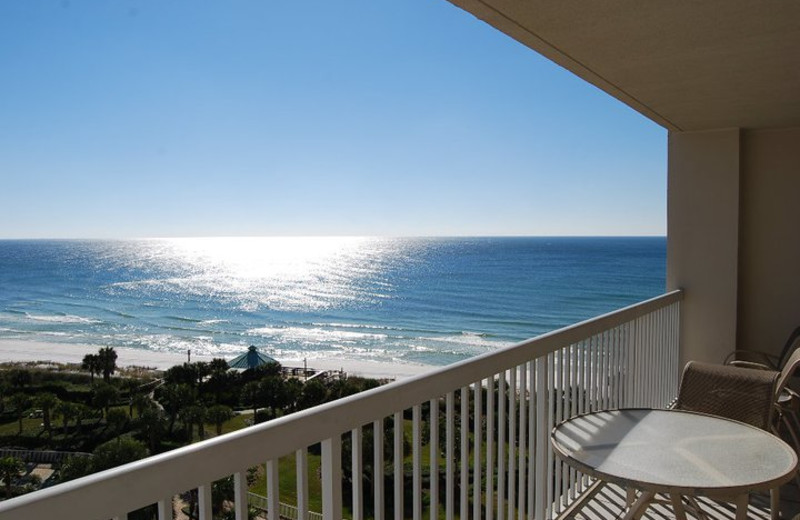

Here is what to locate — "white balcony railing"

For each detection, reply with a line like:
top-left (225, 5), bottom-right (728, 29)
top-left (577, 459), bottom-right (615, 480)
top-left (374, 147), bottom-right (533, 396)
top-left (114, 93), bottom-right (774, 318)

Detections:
top-left (0, 290), bottom-right (682, 520)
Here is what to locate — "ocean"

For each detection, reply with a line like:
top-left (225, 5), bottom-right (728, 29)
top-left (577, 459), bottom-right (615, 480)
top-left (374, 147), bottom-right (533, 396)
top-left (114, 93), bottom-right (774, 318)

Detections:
top-left (0, 237), bottom-right (666, 368)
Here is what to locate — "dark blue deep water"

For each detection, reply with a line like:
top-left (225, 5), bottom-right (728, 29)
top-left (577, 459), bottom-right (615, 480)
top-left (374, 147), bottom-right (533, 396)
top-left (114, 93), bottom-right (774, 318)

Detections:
top-left (0, 237), bottom-right (665, 367)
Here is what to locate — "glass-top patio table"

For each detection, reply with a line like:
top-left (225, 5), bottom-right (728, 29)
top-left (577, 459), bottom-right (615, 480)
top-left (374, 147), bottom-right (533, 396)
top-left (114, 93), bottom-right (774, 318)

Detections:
top-left (551, 408), bottom-right (798, 520)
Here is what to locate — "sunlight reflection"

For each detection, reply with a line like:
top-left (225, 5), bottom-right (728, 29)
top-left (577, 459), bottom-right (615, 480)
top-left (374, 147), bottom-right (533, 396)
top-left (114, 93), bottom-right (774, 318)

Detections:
top-left (117, 237), bottom-right (398, 312)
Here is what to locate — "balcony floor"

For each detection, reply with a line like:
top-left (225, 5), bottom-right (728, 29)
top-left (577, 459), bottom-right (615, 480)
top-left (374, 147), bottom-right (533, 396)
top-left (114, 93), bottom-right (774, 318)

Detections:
top-left (568, 482), bottom-right (800, 520)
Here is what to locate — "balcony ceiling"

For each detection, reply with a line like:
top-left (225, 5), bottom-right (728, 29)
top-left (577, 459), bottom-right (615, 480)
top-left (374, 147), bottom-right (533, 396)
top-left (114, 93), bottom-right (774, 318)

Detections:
top-left (447, 1), bottom-right (800, 132)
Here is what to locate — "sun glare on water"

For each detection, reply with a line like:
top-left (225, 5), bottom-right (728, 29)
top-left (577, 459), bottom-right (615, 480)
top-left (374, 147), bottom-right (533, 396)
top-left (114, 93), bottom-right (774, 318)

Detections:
top-left (127, 237), bottom-right (400, 312)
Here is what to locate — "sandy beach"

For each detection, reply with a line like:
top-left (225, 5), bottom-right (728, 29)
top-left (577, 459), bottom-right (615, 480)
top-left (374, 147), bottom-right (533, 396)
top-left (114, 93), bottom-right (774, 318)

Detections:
top-left (0, 339), bottom-right (435, 380)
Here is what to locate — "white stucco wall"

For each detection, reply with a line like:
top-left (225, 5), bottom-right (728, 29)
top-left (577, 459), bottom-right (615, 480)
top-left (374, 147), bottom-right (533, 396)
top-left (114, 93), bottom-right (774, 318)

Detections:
top-left (667, 128), bottom-right (741, 365)
top-left (737, 126), bottom-right (800, 359)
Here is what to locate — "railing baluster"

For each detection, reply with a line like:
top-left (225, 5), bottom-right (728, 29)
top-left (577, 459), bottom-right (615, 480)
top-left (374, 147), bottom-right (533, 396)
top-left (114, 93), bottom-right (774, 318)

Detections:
top-left (267, 459), bottom-right (279, 520)
top-left (321, 437), bottom-right (342, 520)
top-left (517, 363), bottom-right (527, 520)
top-left (297, 449), bottom-right (309, 520)
top-left (157, 496), bottom-right (172, 520)
top-left (497, 372), bottom-right (506, 520)
top-left (198, 482), bottom-right (213, 520)
top-left (556, 349), bottom-right (564, 512)
top-left (507, 367), bottom-right (516, 520)
top-left (234, 470), bottom-right (248, 520)
top-left (460, 387), bottom-right (469, 520)
top-left (527, 361), bottom-right (535, 520)
top-left (413, 405), bottom-right (422, 520)
top-left (603, 330), bottom-right (611, 410)
top-left (486, 377), bottom-right (495, 520)
top-left (474, 382), bottom-right (482, 520)
top-left (547, 353), bottom-right (555, 519)
top-left (394, 411), bottom-right (404, 520)
top-left (534, 357), bottom-right (547, 520)
top-left (569, 343), bottom-right (580, 499)
top-left (446, 392), bottom-right (455, 520)
top-left (430, 398), bottom-right (440, 520)
top-left (373, 420), bottom-right (384, 520)
top-left (353, 426), bottom-right (364, 520)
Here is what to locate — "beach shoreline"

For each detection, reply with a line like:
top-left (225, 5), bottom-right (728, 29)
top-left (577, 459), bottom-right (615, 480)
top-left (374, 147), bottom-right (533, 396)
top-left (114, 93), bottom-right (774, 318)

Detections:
top-left (0, 339), bottom-right (435, 380)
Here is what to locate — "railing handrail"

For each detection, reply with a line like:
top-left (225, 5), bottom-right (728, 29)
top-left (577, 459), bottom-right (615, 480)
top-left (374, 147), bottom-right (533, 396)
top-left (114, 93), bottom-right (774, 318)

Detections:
top-left (0, 290), bottom-right (682, 520)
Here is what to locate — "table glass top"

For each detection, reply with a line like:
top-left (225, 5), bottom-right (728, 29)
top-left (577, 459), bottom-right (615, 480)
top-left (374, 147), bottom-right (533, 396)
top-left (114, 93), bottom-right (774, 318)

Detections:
top-left (551, 409), bottom-right (798, 493)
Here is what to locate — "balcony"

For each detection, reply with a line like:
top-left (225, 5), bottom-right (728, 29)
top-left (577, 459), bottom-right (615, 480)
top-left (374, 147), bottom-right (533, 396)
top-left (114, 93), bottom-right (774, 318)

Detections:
top-left (4, 288), bottom-right (787, 520)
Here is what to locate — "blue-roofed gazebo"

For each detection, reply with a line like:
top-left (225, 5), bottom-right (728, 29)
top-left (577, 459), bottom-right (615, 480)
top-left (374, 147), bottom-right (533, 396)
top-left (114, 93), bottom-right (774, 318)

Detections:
top-left (227, 345), bottom-right (278, 370)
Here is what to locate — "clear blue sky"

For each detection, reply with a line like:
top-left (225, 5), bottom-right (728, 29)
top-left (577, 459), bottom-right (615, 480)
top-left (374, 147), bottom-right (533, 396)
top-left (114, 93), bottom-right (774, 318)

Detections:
top-left (0, 1), bottom-right (666, 239)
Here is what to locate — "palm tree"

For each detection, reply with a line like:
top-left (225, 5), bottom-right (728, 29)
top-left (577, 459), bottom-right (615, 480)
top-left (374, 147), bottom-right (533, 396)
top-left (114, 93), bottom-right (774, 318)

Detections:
top-left (0, 456), bottom-right (24, 499)
top-left (180, 404), bottom-right (206, 441)
top-left (157, 383), bottom-right (194, 434)
top-left (106, 408), bottom-right (129, 441)
top-left (92, 383), bottom-right (120, 419)
top-left (34, 393), bottom-right (59, 439)
top-left (55, 401), bottom-right (78, 435)
top-left (8, 369), bottom-right (31, 391)
top-left (132, 392), bottom-right (154, 417)
top-left (206, 404), bottom-right (234, 436)
top-left (136, 406), bottom-right (166, 452)
top-left (241, 381), bottom-right (262, 420)
top-left (98, 346), bottom-right (118, 383)
top-left (73, 403), bottom-right (92, 434)
top-left (81, 354), bottom-right (100, 384)
top-left (9, 393), bottom-right (30, 435)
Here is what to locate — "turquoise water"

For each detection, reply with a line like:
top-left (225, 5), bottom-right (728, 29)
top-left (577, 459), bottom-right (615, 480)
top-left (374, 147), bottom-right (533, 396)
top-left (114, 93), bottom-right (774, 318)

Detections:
top-left (0, 237), bottom-right (665, 367)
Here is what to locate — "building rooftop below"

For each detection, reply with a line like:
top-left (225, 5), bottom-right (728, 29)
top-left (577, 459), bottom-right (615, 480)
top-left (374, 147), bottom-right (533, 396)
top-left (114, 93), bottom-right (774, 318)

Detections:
top-left (227, 346), bottom-right (277, 371)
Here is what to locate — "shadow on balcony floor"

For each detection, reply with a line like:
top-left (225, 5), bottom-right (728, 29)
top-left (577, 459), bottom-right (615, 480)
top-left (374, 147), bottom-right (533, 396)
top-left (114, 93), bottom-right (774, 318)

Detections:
top-left (566, 481), bottom-right (800, 520)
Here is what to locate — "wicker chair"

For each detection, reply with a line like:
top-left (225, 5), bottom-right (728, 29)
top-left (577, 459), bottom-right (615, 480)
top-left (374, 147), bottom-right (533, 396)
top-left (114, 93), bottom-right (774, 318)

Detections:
top-left (675, 360), bottom-right (779, 429)
top-left (665, 361), bottom-right (782, 520)
top-left (725, 325), bottom-right (800, 372)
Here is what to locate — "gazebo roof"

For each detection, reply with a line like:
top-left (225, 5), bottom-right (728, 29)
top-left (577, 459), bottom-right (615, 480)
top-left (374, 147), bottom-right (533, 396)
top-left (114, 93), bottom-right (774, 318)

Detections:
top-left (227, 346), bottom-right (277, 370)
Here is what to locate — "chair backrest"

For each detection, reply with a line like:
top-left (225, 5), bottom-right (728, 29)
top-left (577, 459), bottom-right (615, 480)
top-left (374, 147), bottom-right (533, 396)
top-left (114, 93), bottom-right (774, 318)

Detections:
top-left (778, 325), bottom-right (800, 370)
top-left (776, 348), bottom-right (800, 397)
top-left (675, 361), bottom-right (779, 430)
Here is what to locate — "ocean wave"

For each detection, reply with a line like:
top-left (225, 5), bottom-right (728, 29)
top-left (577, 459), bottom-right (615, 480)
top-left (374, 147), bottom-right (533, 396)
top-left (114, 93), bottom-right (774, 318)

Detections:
top-left (310, 321), bottom-right (404, 332)
top-left (199, 319), bottom-right (229, 325)
top-left (24, 312), bottom-right (102, 325)
top-left (419, 333), bottom-right (511, 350)
top-left (245, 326), bottom-right (389, 344)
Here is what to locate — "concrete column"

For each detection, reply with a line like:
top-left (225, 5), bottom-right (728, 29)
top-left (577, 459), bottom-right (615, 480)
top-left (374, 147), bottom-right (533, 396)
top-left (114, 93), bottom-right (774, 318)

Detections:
top-left (667, 128), bottom-right (741, 366)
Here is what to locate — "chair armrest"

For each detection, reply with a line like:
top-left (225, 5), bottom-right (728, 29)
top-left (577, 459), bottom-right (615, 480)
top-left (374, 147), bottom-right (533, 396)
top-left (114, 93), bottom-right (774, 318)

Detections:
top-left (723, 349), bottom-right (779, 370)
